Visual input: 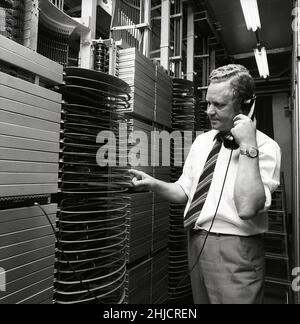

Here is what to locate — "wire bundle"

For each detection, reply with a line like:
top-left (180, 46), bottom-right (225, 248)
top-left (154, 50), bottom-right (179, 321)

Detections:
top-left (10, 0), bottom-right (24, 43)
top-left (37, 23), bottom-right (69, 67)
top-left (54, 67), bottom-right (131, 304)
top-left (168, 78), bottom-right (195, 302)
top-left (0, 0), bottom-right (13, 39)
top-left (171, 79), bottom-right (196, 131)
top-left (0, 0), bottom-right (25, 43)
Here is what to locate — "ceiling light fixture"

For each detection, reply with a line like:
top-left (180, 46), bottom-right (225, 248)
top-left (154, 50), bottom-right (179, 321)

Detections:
top-left (254, 46), bottom-right (270, 79)
top-left (240, 0), bottom-right (261, 32)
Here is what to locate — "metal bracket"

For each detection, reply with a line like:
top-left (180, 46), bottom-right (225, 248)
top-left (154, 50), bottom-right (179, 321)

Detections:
top-left (111, 23), bottom-right (150, 31)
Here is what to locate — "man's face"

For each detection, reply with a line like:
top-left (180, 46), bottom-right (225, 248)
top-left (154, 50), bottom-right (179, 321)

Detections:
top-left (206, 80), bottom-right (240, 132)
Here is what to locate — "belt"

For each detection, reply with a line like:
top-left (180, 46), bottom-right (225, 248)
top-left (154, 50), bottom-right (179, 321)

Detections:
top-left (191, 229), bottom-right (263, 239)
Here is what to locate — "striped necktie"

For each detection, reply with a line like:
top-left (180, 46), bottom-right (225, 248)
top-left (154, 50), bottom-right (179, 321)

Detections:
top-left (184, 134), bottom-right (223, 230)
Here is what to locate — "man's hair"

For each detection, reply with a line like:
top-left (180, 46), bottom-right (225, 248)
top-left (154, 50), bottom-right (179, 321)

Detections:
top-left (209, 64), bottom-right (255, 102)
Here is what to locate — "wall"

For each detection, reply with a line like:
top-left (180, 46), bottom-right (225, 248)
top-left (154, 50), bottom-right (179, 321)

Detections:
top-left (272, 93), bottom-right (292, 215)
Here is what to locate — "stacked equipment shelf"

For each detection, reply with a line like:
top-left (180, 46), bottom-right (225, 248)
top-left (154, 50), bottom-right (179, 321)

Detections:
top-left (152, 67), bottom-right (172, 304)
top-left (127, 118), bottom-right (154, 177)
top-left (126, 192), bottom-right (153, 265)
top-left (54, 67), bottom-right (131, 304)
top-left (169, 78), bottom-right (195, 303)
top-left (152, 127), bottom-right (170, 304)
top-left (118, 47), bottom-right (171, 304)
top-left (155, 65), bottom-right (172, 128)
top-left (0, 34), bottom-right (63, 304)
top-left (125, 118), bottom-right (154, 304)
top-left (118, 48), bottom-right (155, 121)
top-left (195, 98), bottom-right (211, 133)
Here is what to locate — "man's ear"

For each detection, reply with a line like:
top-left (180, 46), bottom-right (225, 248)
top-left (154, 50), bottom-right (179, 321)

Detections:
top-left (234, 101), bottom-right (243, 115)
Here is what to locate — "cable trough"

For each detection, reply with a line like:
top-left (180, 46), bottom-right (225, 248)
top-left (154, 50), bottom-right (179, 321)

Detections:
top-left (54, 68), bottom-right (131, 304)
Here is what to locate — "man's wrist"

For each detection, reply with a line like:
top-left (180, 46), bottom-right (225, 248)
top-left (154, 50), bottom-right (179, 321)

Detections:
top-left (239, 139), bottom-right (258, 148)
top-left (149, 178), bottom-right (158, 191)
top-left (240, 146), bottom-right (259, 159)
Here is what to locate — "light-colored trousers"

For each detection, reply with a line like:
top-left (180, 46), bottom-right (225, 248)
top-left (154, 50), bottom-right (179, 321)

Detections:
top-left (188, 230), bottom-right (265, 304)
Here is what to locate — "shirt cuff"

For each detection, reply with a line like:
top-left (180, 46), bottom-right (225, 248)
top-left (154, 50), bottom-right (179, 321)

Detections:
top-left (261, 185), bottom-right (272, 213)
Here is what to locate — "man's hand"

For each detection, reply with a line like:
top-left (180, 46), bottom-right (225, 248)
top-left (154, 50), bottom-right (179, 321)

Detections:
top-left (129, 170), bottom-right (188, 204)
top-left (231, 114), bottom-right (257, 147)
top-left (128, 169), bottom-right (155, 191)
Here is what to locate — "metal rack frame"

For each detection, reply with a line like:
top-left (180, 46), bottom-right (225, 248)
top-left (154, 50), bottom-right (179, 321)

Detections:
top-left (110, 0), bottom-right (151, 57)
top-left (292, 0), bottom-right (300, 305)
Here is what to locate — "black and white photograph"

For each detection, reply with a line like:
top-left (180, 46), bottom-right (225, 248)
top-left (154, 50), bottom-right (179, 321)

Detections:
top-left (0, 0), bottom-right (299, 307)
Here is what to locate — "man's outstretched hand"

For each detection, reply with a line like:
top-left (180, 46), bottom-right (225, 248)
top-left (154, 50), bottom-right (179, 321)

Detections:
top-left (128, 169), bottom-right (155, 191)
top-left (128, 169), bottom-right (188, 204)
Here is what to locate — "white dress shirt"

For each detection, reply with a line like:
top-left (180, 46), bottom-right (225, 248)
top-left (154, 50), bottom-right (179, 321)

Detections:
top-left (176, 129), bottom-right (281, 236)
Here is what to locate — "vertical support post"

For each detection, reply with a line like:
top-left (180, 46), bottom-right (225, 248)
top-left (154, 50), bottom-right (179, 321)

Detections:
top-left (79, 0), bottom-right (97, 69)
top-left (173, 0), bottom-right (183, 77)
top-left (202, 38), bottom-right (207, 101)
top-left (210, 47), bottom-right (216, 72)
top-left (143, 0), bottom-right (151, 58)
top-left (186, 4), bottom-right (194, 81)
top-left (178, 0), bottom-right (183, 77)
top-left (206, 41), bottom-right (210, 84)
top-left (160, 0), bottom-right (170, 71)
top-left (293, 0), bottom-right (300, 305)
top-left (23, 0), bottom-right (39, 50)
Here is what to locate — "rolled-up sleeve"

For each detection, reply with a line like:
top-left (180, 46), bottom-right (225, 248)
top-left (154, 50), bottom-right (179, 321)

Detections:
top-left (259, 141), bottom-right (281, 211)
top-left (176, 146), bottom-right (194, 199)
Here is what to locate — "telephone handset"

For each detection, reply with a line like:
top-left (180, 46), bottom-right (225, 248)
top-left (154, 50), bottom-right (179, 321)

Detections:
top-left (223, 97), bottom-right (256, 150)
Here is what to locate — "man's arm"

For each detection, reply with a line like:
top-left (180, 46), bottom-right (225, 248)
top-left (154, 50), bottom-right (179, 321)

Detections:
top-left (128, 170), bottom-right (188, 204)
top-left (231, 115), bottom-right (266, 220)
top-left (234, 153), bottom-right (266, 220)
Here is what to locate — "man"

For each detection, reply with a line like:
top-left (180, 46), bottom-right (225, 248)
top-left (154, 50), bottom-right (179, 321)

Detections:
top-left (129, 64), bottom-right (281, 304)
